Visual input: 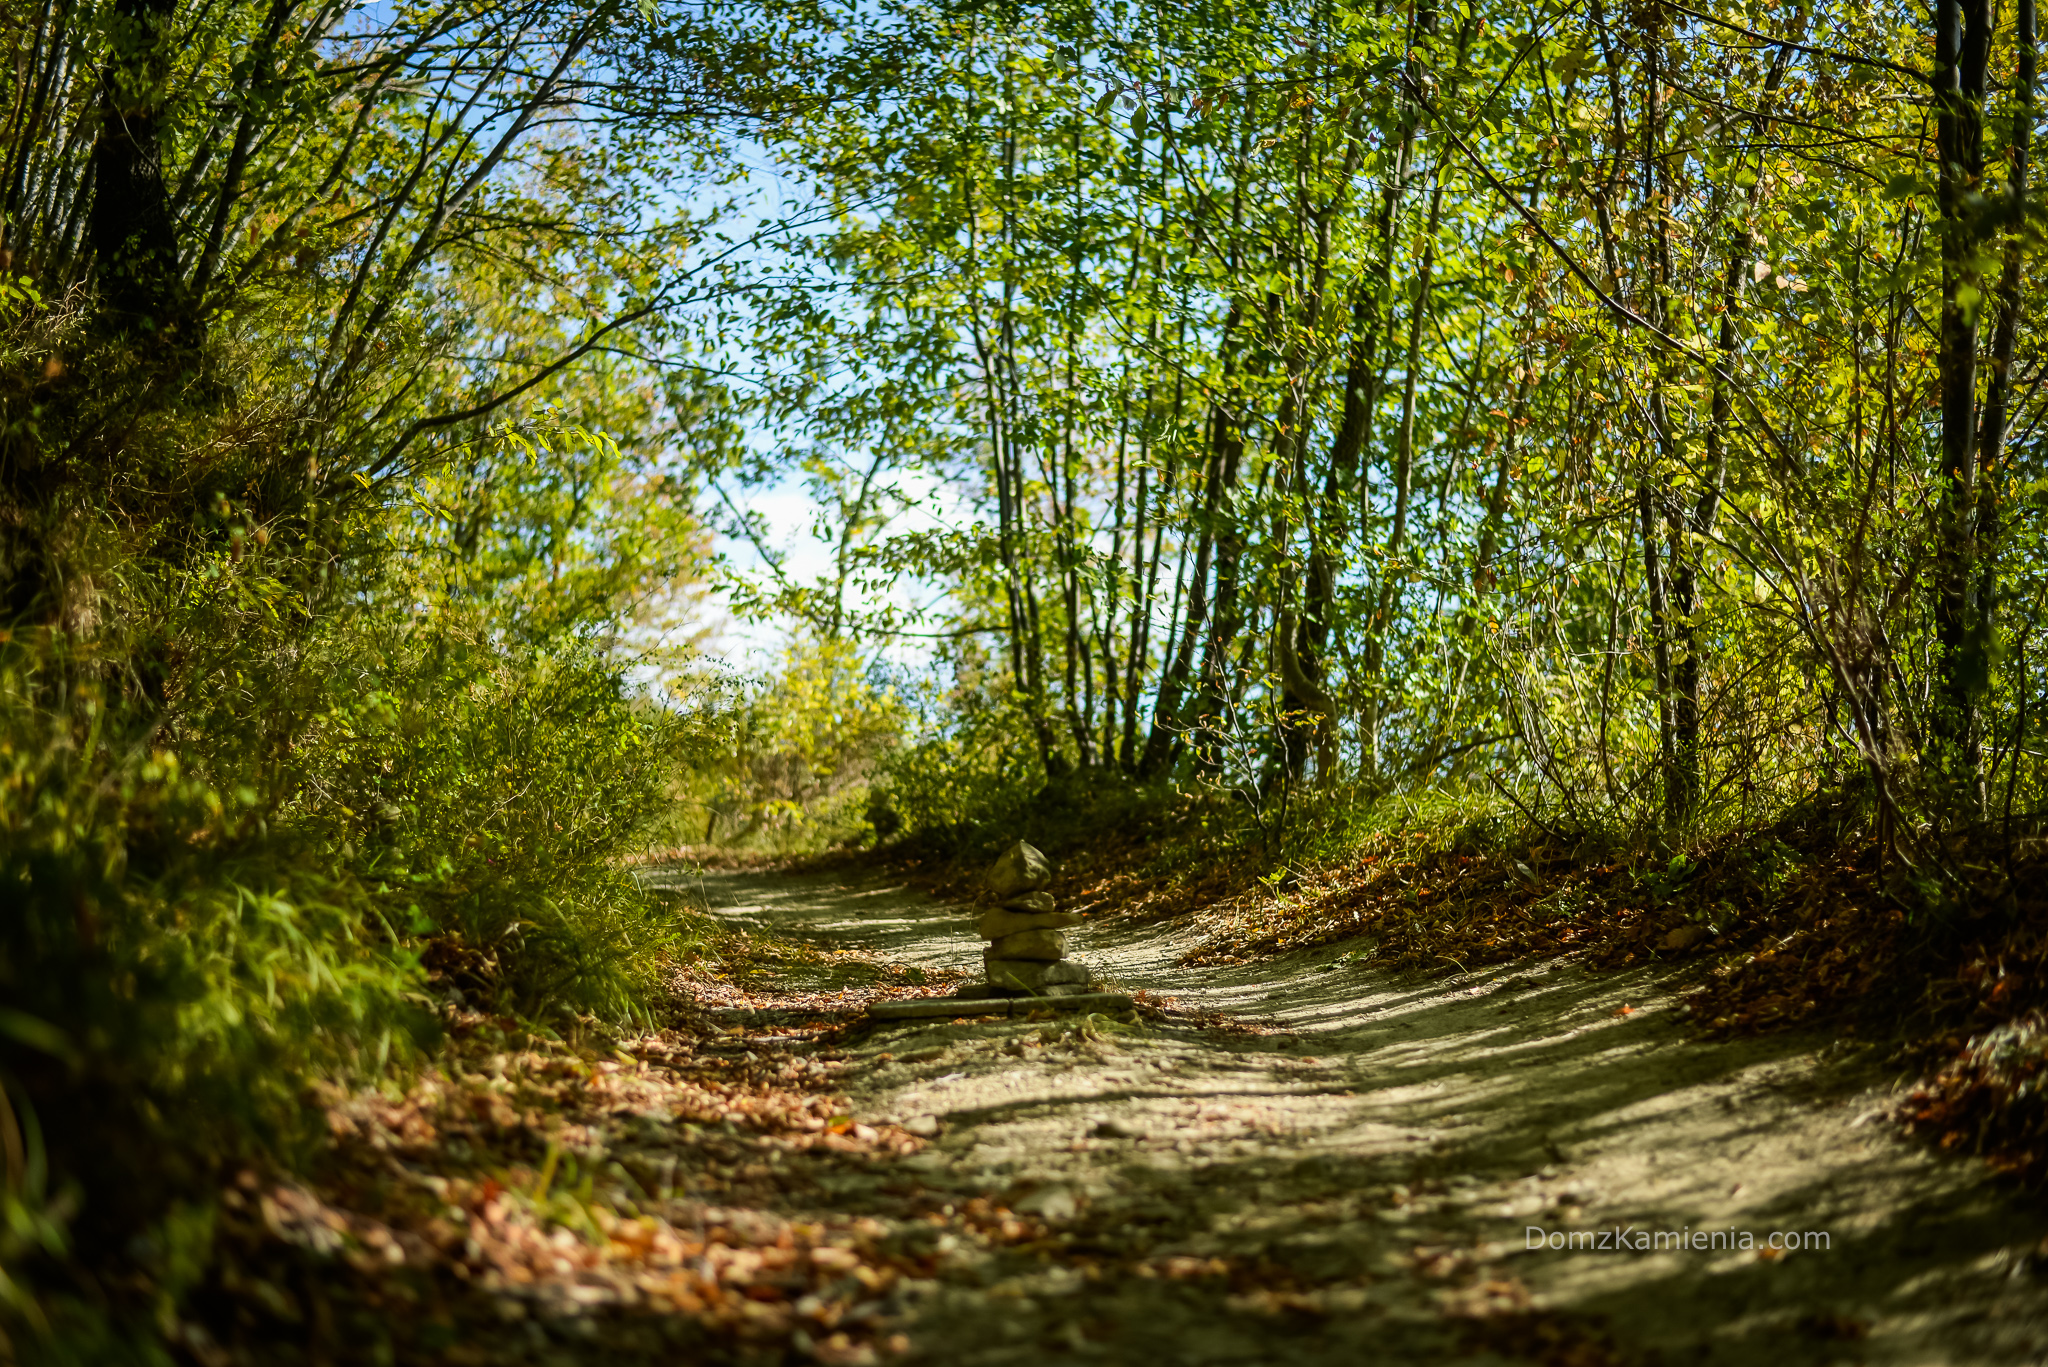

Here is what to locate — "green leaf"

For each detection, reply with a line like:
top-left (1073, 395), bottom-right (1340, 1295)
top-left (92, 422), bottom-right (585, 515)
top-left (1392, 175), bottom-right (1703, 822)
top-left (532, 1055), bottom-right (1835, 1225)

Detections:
top-left (0, 1010), bottom-right (77, 1064)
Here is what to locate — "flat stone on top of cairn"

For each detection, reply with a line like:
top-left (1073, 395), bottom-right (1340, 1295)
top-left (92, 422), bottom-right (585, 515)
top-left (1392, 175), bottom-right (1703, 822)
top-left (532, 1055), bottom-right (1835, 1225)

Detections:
top-left (971, 839), bottom-right (1094, 996)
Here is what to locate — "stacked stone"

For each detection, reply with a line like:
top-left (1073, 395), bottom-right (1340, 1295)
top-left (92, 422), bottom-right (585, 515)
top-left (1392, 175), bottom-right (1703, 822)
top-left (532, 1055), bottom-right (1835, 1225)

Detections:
top-left (979, 840), bottom-right (1091, 996)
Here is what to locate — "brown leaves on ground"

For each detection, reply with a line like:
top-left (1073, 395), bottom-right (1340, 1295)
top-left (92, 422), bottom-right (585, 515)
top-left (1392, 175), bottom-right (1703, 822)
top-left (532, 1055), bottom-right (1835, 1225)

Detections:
top-left (1902, 1006), bottom-right (2048, 1184)
top-left (1161, 834), bottom-right (1735, 980)
top-left (676, 958), bottom-right (961, 1023)
top-left (1184, 829), bottom-right (2048, 1185)
top-left (186, 853), bottom-right (1699, 1365)
top-left (236, 1177), bottom-right (913, 1359)
top-left (198, 1010), bottom-right (941, 1365)
top-left (1458, 1309), bottom-right (1631, 1367)
top-left (676, 924), bottom-right (966, 1020)
top-left (194, 941), bottom-right (1126, 1367)
top-left (317, 1026), bottom-right (859, 1155)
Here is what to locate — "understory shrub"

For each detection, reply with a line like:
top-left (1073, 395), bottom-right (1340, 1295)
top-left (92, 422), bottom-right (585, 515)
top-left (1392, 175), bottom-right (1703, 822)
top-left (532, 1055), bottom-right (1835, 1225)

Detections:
top-left (0, 631), bottom-right (426, 1362)
top-left (0, 560), bottom-right (710, 1358)
top-left (283, 621), bottom-right (700, 1018)
top-left (679, 636), bottom-right (907, 852)
top-left (868, 683), bottom-right (1046, 851)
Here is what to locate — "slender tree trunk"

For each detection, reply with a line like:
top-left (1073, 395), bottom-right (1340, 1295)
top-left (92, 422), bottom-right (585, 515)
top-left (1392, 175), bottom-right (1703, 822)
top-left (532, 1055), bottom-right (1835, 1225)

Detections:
top-left (1639, 479), bottom-right (1676, 802)
top-left (959, 43), bottom-right (1030, 722)
top-left (1644, 36), bottom-right (1702, 828)
top-left (1295, 281), bottom-right (1383, 778)
top-left (1139, 432), bottom-right (1219, 778)
top-left (1930, 0), bottom-right (1994, 814)
top-left (91, 0), bottom-right (186, 335)
top-left (994, 65), bottom-right (1066, 777)
top-left (1141, 99), bottom-right (1256, 778)
top-left (1664, 45), bottom-right (1790, 827)
top-left (1972, 0), bottom-right (2035, 826)
top-left (1102, 393), bottom-right (1133, 767)
top-left (1360, 160), bottom-right (1446, 776)
top-left (1125, 349), bottom-right (1183, 769)
top-left (1058, 91), bottom-right (1096, 769)
top-left (1191, 355), bottom-right (1253, 776)
top-left (1278, 96), bottom-right (1368, 782)
top-left (1474, 375), bottom-right (1531, 582)
top-left (1059, 340), bottom-right (1095, 768)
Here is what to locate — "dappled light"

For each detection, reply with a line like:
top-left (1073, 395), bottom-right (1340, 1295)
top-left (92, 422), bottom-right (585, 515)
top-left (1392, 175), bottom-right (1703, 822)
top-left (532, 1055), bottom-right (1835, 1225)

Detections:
top-left (5, 0), bottom-right (2048, 1360)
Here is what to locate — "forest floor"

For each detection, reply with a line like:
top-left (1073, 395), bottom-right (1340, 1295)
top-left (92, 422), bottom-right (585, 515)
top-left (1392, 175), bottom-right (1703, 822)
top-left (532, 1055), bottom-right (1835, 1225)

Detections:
top-left (641, 866), bottom-right (2048, 1365)
top-left (214, 864), bottom-right (2048, 1367)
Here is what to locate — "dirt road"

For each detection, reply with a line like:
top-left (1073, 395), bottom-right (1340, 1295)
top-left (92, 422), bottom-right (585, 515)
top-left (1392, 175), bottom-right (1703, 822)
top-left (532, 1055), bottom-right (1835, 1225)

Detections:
top-left (647, 865), bottom-right (2048, 1366)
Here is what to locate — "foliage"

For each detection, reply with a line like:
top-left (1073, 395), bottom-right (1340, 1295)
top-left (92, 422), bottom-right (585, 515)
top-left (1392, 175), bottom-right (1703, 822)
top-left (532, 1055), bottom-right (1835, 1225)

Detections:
top-left (870, 664), bottom-right (1048, 847)
top-left (685, 636), bottom-right (909, 851)
top-left (713, 0), bottom-right (2048, 895)
top-left (0, 625), bottom-right (428, 1359)
top-left (11, 0), bottom-right (2048, 1352)
top-left (0, 0), bottom-right (787, 1349)
top-left (286, 621), bottom-right (700, 1018)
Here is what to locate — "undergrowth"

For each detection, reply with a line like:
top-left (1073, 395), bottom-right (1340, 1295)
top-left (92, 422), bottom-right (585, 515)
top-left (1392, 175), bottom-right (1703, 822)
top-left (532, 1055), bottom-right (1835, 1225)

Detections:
top-left (0, 591), bottom-right (711, 1362)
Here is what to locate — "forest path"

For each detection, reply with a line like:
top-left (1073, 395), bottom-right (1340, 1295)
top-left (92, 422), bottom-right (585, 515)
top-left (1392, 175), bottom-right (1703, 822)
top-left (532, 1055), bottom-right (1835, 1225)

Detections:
top-left (662, 865), bottom-right (2048, 1366)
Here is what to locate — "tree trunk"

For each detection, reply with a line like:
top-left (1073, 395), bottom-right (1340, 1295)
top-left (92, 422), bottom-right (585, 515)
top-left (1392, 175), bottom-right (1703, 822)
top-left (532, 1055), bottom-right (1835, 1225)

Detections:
top-left (1971, 0), bottom-right (2035, 823)
top-left (91, 0), bottom-right (199, 340)
top-left (1644, 36), bottom-right (1701, 829)
top-left (1929, 0), bottom-right (1994, 815)
top-left (1124, 350), bottom-right (1183, 769)
top-left (1140, 99), bottom-right (1257, 779)
top-left (1360, 160), bottom-right (1446, 776)
top-left (1639, 480), bottom-right (1676, 803)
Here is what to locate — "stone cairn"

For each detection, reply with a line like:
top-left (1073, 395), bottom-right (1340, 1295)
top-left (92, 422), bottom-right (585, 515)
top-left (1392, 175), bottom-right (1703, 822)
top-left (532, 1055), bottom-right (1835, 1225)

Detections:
top-left (972, 840), bottom-right (1092, 997)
